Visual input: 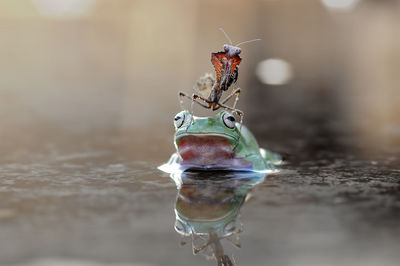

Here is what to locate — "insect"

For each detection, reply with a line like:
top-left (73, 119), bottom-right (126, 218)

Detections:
top-left (179, 29), bottom-right (260, 122)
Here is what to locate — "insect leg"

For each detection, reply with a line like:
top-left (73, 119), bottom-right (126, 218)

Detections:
top-left (220, 88), bottom-right (241, 108)
top-left (215, 102), bottom-right (243, 121)
top-left (216, 102), bottom-right (245, 147)
top-left (191, 234), bottom-right (211, 255)
top-left (225, 236), bottom-right (241, 248)
top-left (190, 94), bottom-right (211, 122)
top-left (192, 94), bottom-right (212, 109)
top-left (178, 91), bottom-right (210, 109)
top-left (178, 91), bottom-right (193, 110)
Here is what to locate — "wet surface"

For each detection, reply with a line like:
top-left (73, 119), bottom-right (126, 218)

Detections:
top-left (0, 117), bottom-right (399, 266)
top-left (1, 1), bottom-right (400, 265)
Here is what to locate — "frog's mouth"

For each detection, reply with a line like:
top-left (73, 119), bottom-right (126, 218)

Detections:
top-left (175, 132), bottom-right (244, 169)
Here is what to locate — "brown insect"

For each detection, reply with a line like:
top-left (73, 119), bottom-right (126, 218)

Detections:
top-left (179, 29), bottom-right (260, 122)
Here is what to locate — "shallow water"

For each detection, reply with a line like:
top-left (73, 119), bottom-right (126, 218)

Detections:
top-left (1, 0), bottom-right (400, 265)
top-left (0, 121), bottom-right (399, 266)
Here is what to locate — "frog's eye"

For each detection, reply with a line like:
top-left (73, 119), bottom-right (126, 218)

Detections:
top-left (222, 113), bottom-right (236, 129)
top-left (174, 112), bottom-right (185, 128)
top-left (175, 220), bottom-right (189, 236)
top-left (224, 221), bottom-right (236, 235)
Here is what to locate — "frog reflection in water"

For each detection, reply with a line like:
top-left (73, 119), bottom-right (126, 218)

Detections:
top-left (171, 171), bottom-right (266, 266)
top-left (159, 110), bottom-right (281, 173)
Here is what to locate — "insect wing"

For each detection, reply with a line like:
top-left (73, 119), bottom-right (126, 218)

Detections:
top-left (211, 52), bottom-right (242, 80)
top-left (211, 52), bottom-right (225, 80)
top-left (194, 73), bottom-right (214, 98)
top-left (228, 55), bottom-right (241, 74)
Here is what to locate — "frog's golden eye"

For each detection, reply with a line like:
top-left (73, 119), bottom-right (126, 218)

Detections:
top-left (222, 113), bottom-right (235, 129)
top-left (174, 112), bottom-right (185, 128)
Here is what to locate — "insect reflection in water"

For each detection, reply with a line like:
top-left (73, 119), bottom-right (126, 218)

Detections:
top-left (170, 171), bottom-right (267, 266)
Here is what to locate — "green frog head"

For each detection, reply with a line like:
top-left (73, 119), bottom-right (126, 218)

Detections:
top-left (158, 110), bottom-right (281, 173)
top-left (173, 110), bottom-right (252, 170)
top-left (174, 110), bottom-right (240, 142)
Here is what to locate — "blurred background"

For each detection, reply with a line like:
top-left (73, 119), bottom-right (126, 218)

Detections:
top-left (0, 0), bottom-right (399, 266)
top-left (1, 0), bottom-right (399, 150)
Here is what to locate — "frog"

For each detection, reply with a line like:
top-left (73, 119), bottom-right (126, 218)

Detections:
top-left (171, 171), bottom-right (266, 265)
top-left (158, 110), bottom-right (281, 173)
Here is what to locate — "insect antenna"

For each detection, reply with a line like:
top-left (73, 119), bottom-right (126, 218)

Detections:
top-left (235, 38), bottom-right (261, 47)
top-left (219, 28), bottom-right (233, 45)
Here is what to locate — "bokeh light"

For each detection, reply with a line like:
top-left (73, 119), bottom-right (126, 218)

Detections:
top-left (256, 59), bottom-right (293, 86)
top-left (321, 0), bottom-right (360, 11)
top-left (32, 0), bottom-right (97, 18)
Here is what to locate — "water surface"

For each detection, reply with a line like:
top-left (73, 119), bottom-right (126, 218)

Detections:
top-left (0, 123), bottom-right (399, 266)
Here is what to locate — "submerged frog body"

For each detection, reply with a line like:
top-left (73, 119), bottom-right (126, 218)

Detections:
top-left (159, 110), bottom-right (281, 173)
